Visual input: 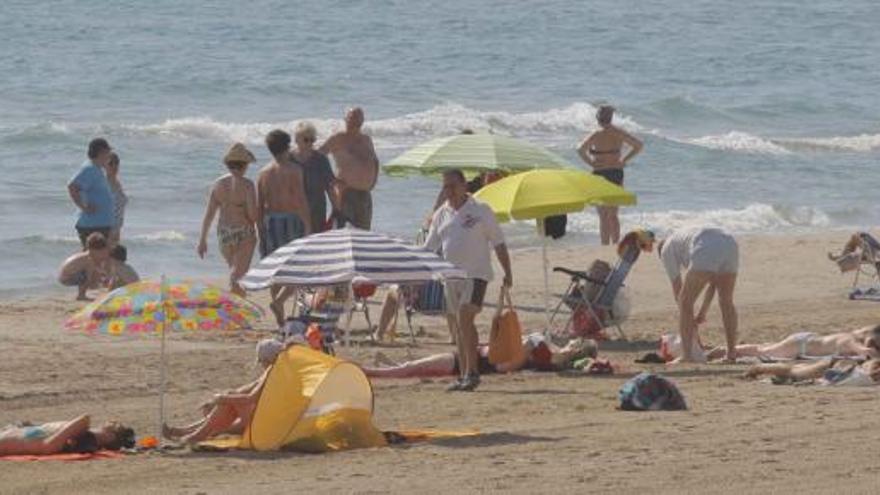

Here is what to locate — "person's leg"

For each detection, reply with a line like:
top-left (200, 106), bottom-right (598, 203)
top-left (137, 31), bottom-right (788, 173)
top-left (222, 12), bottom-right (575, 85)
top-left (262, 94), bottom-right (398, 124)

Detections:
top-left (676, 270), bottom-right (711, 362)
top-left (608, 206), bottom-right (621, 245)
top-left (376, 288), bottom-right (400, 341)
top-left (269, 286), bottom-right (295, 327)
top-left (362, 353), bottom-right (457, 378)
top-left (229, 236), bottom-right (256, 297)
top-left (596, 207), bottom-right (610, 245)
top-left (178, 403), bottom-right (241, 443)
top-left (714, 272), bottom-right (738, 361)
top-left (458, 303), bottom-right (481, 378)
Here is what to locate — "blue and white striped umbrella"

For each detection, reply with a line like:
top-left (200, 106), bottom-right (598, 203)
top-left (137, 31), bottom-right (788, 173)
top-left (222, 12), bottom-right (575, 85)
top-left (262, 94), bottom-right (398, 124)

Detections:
top-left (240, 228), bottom-right (467, 289)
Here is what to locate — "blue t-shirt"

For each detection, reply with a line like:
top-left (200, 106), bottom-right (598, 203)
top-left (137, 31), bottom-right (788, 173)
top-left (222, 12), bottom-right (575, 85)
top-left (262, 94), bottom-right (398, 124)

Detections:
top-left (68, 161), bottom-right (115, 228)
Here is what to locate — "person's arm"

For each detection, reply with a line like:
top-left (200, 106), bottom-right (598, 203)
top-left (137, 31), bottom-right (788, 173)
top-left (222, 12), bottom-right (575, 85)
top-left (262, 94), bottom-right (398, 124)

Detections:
top-left (494, 243), bottom-right (513, 287)
top-left (577, 134), bottom-right (596, 168)
top-left (618, 128), bottom-right (644, 165)
top-left (365, 135), bottom-right (380, 190)
top-left (423, 211), bottom-right (442, 252)
top-left (317, 134), bottom-right (337, 155)
top-left (42, 415), bottom-right (90, 455)
top-left (197, 186), bottom-right (220, 258)
top-left (696, 283), bottom-right (716, 324)
top-left (244, 181), bottom-right (258, 227)
top-left (68, 170), bottom-right (96, 213)
top-left (255, 172), bottom-right (266, 232)
top-left (670, 276), bottom-right (682, 303)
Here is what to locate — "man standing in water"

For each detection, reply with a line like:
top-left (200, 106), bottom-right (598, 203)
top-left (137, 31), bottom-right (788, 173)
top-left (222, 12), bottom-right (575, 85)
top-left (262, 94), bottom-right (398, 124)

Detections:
top-left (68, 138), bottom-right (115, 248)
top-left (256, 129), bottom-right (311, 325)
top-left (319, 107), bottom-right (379, 230)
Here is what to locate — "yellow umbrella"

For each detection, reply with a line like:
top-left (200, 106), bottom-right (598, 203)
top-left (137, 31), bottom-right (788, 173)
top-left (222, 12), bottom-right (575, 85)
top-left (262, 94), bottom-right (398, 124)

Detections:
top-left (474, 169), bottom-right (637, 320)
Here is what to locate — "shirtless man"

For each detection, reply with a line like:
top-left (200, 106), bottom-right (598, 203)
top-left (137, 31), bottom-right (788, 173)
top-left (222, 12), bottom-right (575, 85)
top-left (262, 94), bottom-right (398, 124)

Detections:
top-left (58, 232), bottom-right (111, 300)
top-left (197, 143), bottom-right (259, 297)
top-left (256, 129), bottom-right (311, 324)
top-left (709, 324), bottom-right (880, 361)
top-left (319, 107), bottom-right (379, 230)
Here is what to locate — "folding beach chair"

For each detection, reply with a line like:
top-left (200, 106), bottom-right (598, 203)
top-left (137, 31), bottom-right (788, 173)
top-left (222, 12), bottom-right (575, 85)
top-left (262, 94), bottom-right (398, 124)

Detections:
top-left (829, 231), bottom-right (880, 288)
top-left (549, 240), bottom-right (641, 341)
top-left (402, 280), bottom-right (448, 343)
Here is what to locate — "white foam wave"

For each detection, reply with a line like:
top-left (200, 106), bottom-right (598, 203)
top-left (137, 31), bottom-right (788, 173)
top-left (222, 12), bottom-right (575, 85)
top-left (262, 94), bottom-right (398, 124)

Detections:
top-left (129, 230), bottom-right (188, 242)
top-left (775, 133), bottom-right (880, 153)
top-left (685, 131), bottom-right (791, 155)
top-left (117, 102), bottom-right (644, 145)
top-left (567, 203), bottom-right (832, 236)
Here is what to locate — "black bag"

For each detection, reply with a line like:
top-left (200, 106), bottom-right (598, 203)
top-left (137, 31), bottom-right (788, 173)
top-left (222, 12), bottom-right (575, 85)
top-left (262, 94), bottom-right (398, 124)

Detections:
top-left (544, 215), bottom-right (567, 239)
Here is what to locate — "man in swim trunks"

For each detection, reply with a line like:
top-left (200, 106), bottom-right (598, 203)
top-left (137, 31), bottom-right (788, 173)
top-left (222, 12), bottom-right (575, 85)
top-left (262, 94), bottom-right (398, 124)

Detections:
top-left (57, 232), bottom-right (111, 300)
top-left (577, 105), bottom-right (643, 245)
top-left (425, 169), bottom-right (513, 392)
top-left (658, 227), bottom-right (739, 363)
top-left (319, 107), bottom-right (379, 230)
top-left (256, 129), bottom-right (312, 324)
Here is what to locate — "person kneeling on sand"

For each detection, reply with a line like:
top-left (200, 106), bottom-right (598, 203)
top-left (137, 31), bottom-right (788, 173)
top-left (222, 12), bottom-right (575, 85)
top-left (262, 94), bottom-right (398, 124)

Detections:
top-left (707, 323), bottom-right (880, 361)
top-left (744, 357), bottom-right (880, 386)
top-left (163, 339), bottom-right (289, 444)
top-left (658, 227), bottom-right (739, 363)
top-left (107, 244), bottom-right (140, 289)
top-left (362, 334), bottom-right (597, 379)
top-left (0, 414), bottom-right (134, 456)
top-left (58, 232), bottom-right (111, 300)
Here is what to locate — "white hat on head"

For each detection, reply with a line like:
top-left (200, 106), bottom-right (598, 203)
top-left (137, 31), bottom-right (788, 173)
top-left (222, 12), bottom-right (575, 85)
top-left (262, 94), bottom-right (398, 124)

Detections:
top-left (256, 338), bottom-right (285, 365)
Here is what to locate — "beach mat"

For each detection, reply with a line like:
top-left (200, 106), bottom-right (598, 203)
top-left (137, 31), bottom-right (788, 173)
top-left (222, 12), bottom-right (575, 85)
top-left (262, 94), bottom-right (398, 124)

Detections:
top-left (0, 450), bottom-right (125, 462)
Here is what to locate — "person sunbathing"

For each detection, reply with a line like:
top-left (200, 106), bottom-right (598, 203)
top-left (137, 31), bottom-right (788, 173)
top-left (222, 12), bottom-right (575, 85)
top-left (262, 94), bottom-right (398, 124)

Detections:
top-left (0, 414), bottom-right (134, 456)
top-left (706, 324), bottom-right (880, 361)
top-left (163, 339), bottom-right (288, 444)
top-left (362, 334), bottom-right (597, 379)
top-left (744, 357), bottom-right (880, 386)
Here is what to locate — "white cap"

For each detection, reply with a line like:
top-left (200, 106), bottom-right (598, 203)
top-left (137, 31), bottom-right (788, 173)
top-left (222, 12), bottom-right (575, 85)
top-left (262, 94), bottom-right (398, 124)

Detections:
top-left (256, 339), bottom-right (285, 365)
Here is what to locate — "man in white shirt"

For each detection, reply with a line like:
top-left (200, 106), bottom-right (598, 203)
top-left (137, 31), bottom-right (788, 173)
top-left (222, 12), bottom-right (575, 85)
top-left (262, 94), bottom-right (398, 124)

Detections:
top-left (425, 169), bottom-right (513, 391)
top-left (658, 227), bottom-right (739, 363)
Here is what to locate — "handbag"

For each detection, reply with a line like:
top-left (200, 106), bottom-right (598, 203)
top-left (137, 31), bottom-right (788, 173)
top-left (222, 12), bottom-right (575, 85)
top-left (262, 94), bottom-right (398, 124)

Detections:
top-left (488, 287), bottom-right (526, 366)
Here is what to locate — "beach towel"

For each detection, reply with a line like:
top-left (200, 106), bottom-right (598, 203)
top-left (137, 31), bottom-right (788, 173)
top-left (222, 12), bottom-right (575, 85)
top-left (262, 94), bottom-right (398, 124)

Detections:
top-left (618, 373), bottom-right (687, 411)
top-left (0, 450), bottom-right (125, 462)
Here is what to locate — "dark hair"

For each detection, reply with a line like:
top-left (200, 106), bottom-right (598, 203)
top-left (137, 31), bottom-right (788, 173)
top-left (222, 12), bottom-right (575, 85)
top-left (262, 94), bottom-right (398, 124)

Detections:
top-left (102, 425), bottom-right (136, 450)
top-left (87, 138), bottom-right (111, 159)
top-left (86, 232), bottom-right (108, 250)
top-left (63, 431), bottom-right (98, 453)
top-left (596, 105), bottom-right (615, 126)
top-left (265, 129), bottom-right (291, 158)
top-left (442, 169), bottom-right (466, 184)
top-left (107, 152), bottom-right (120, 167)
top-left (110, 245), bottom-right (127, 262)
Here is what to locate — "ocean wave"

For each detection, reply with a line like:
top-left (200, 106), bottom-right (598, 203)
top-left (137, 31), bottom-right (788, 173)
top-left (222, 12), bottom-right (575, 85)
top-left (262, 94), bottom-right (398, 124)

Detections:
top-left (775, 133), bottom-right (880, 153)
top-left (567, 203), bottom-right (833, 235)
top-left (684, 131), bottom-right (791, 155)
top-left (2, 231), bottom-right (189, 247)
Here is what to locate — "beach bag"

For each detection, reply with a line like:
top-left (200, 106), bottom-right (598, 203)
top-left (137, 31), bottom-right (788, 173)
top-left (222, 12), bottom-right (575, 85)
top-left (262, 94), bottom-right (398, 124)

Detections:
top-left (618, 373), bottom-right (687, 411)
top-left (488, 288), bottom-right (526, 366)
top-left (543, 215), bottom-right (568, 239)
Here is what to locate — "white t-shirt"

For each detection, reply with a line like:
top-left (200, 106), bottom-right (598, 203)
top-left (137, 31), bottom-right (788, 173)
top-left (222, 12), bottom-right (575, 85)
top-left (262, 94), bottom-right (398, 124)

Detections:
top-left (660, 228), bottom-right (700, 281)
top-left (424, 196), bottom-right (505, 281)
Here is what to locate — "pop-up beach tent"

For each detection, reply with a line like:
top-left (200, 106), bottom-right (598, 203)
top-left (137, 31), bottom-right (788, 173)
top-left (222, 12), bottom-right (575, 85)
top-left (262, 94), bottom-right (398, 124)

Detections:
top-left (203, 345), bottom-right (387, 452)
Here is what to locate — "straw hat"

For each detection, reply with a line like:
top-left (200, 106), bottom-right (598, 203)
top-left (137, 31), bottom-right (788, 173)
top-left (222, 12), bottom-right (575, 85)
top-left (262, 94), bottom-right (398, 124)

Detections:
top-left (223, 142), bottom-right (256, 166)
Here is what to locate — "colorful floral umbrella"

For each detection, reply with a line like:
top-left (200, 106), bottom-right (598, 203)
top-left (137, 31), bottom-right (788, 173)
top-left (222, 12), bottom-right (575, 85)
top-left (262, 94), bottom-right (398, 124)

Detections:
top-left (64, 278), bottom-right (264, 436)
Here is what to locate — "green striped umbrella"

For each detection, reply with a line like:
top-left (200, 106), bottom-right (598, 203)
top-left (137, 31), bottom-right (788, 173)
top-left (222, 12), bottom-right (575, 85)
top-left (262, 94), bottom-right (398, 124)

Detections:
top-left (384, 134), bottom-right (574, 176)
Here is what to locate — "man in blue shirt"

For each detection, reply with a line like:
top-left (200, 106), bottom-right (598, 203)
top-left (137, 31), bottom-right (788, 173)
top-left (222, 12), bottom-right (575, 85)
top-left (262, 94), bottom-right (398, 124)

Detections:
top-left (68, 138), bottom-right (116, 247)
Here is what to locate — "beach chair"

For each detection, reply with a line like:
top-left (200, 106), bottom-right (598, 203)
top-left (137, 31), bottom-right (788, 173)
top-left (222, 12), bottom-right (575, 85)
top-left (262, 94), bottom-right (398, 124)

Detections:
top-left (402, 280), bottom-right (448, 343)
top-left (828, 231), bottom-right (880, 288)
top-left (549, 240), bottom-right (641, 341)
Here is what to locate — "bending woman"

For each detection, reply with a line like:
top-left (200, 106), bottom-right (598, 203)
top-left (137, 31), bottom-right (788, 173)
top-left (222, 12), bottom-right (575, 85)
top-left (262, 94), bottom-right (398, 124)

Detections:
top-left (163, 339), bottom-right (287, 444)
top-left (362, 334), bottom-right (597, 378)
top-left (0, 414), bottom-right (134, 456)
top-left (577, 105), bottom-right (643, 245)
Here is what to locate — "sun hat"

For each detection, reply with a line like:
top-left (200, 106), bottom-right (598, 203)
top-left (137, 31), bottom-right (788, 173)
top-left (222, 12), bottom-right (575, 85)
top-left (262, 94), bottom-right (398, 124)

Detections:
top-left (256, 338), bottom-right (285, 365)
top-left (223, 142), bottom-right (256, 166)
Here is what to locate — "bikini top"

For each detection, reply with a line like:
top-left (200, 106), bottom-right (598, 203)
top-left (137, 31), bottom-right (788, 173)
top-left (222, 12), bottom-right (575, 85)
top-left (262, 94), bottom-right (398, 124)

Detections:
top-left (590, 147), bottom-right (621, 155)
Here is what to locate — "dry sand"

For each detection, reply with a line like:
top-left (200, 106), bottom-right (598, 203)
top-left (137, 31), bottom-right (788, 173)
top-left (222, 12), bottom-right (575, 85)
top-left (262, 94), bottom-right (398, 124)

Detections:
top-left (3, 232), bottom-right (880, 494)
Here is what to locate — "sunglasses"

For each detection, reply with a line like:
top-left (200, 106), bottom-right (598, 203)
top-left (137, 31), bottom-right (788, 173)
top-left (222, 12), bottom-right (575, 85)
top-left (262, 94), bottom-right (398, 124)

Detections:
top-left (226, 161), bottom-right (247, 169)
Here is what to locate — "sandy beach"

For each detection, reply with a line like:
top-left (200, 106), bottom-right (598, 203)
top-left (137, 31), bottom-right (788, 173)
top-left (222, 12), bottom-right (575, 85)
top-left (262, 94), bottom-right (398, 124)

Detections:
top-left (3, 231), bottom-right (880, 494)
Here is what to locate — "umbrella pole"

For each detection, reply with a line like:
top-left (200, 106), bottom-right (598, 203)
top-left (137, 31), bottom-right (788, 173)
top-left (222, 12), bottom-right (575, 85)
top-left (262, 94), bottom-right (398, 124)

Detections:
top-left (538, 220), bottom-right (551, 326)
top-left (158, 275), bottom-right (168, 438)
top-left (343, 284), bottom-right (355, 347)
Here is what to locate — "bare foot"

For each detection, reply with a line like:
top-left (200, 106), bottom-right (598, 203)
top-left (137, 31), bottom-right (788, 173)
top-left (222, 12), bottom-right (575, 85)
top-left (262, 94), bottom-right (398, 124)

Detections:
top-left (269, 301), bottom-right (285, 328)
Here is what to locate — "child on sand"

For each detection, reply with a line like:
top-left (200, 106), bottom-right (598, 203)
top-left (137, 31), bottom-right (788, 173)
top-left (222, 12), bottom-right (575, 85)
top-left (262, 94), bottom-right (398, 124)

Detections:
top-left (107, 245), bottom-right (139, 289)
top-left (58, 232), bottom-right (111, 300)
top-left (197, 143), bottom-right (258, 297)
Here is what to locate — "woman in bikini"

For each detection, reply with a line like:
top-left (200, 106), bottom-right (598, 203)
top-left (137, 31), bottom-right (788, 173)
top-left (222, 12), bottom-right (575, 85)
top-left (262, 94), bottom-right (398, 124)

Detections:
top-left (0, 415), bottom-right (134, 456)
top-left (362, 334), bottom-right (597, 379)
top-left (197, 142), bottom-right (259, 296)
top-left (577, 105), bottom-right (643, 245)
top-left (707, 323), bottom-right (880, 361)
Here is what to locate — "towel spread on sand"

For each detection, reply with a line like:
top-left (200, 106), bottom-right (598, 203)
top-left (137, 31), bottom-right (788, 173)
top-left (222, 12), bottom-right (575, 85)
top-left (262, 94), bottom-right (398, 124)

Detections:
top-left (0, 450), bottom-right (125, 462)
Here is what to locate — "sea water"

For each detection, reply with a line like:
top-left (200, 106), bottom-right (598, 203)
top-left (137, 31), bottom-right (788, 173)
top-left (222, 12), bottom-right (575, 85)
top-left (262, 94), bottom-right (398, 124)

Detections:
top-left (1, 0), bottom-right (878, 296)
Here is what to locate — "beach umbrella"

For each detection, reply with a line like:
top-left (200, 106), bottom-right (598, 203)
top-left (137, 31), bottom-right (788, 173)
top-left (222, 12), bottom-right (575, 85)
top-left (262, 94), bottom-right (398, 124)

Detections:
top-left (65, 278), bottom-right (264, 435)
top-left (384, 133), bottom-right (574, 177)
top-left (474, 169), bottom-right (637, 319)
top-left (241, 228), bottom-right (467, 345)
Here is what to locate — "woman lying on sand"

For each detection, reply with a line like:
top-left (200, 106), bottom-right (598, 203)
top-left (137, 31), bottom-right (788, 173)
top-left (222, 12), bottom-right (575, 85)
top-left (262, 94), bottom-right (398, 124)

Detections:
top-left (0, 414), bottom-right (134, 456)
top-left (163, 339), bottom-right (286, 444)
top-left (706, 324), bottom-right (880, 361)
top-left (744, 357), bottom-right (880, 386)
top-left (363, 334), bottom-right (597, 378)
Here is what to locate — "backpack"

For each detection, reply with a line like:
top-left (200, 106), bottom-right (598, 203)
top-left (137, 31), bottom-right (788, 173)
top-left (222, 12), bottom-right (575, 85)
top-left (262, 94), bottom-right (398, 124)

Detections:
top-left (618, 373), bottom-right (687, 411)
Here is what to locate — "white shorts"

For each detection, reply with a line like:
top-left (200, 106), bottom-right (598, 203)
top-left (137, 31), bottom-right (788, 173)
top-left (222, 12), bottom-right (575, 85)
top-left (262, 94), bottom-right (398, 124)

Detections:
top-left (445, 279), bottom-right (488, 311)
top-left (690, 230), bottom-right (739, 274)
